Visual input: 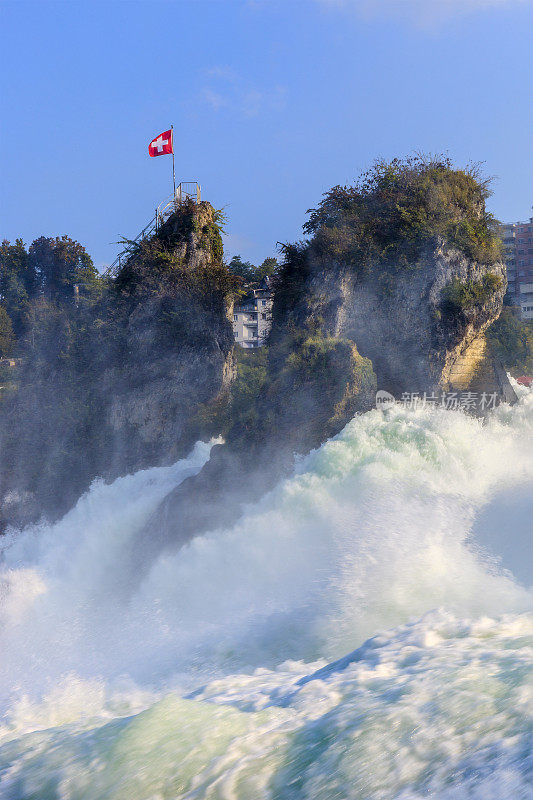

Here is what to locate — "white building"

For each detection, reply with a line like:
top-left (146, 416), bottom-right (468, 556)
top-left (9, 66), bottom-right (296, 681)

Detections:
top-left (233, 286), bottom-right (272, 348)
top-left (519, 282), bottom-right (533, 321)
top-left (501, 214), bottom-right (533, 320)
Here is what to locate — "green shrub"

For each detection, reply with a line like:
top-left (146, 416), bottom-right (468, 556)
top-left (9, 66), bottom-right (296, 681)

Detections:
top-left (304, 156), bottom-right (503, 270)
top-left (284, 334), bottom-right (345, 383)
top-left (274, 156), bottom-right (504, 322)
top-left (0, 305), bottom-right (15, 356)
top-left (227, 347), bottom-right (269, 435)
top-left (487, 308), bottom-right (533, 375)
top-left (440, 273), bottom-right (503, 319)
top-left (115, 203), bottom-right (234, 301)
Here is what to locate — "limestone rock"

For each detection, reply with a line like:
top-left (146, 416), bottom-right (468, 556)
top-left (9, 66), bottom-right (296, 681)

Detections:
top-left (276, 239), bottom-right (514, 403)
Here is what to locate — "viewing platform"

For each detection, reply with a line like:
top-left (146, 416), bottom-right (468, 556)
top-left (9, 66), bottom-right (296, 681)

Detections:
top-left (104, 182), bottom-right (201, 277)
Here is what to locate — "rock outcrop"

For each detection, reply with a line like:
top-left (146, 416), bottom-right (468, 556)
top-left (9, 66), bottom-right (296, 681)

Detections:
top-left (103, 202), bottom-right (236, 473)
top-left (132, 158), bottom-right (516, 566)
top-left (1, 158), bottom-right (516, 547)
top-left (277, 238), bottom-right (513, 401)
top-left (0, 201), bottom-right (237, 529)
top-left (130, 327), bottom-right (377, 574)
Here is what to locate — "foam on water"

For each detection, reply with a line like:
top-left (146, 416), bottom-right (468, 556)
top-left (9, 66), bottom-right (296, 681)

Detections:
top-left (0, 385), bottom-right (532, 799)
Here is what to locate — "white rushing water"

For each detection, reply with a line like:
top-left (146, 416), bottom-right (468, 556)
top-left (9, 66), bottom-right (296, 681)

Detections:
top-left (0, 384), bottom-right (532, 799)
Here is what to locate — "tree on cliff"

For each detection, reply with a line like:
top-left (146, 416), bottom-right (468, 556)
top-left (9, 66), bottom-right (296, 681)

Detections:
top-left (0, 306), bottom-right (15, 357)
top-left (227, 255), bottom-right (256, 283)
top-left (303, 155), bottom-right (502, 271)
top-left (274, 156), bottom-right (503, 322)
top-left (0, 239), bottom-right (33, 336)
top-left (488, 308), bottom-right (533, 375)
top-left (1, 236), bottom-right (102, 338)
top-left (29, 236), bottom-right (101, 302)
top-left (227, 255), bottom-right (279, 288)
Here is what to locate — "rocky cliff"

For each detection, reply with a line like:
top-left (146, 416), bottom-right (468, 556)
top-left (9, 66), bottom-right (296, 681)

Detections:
top-left (0, 200), bottom-right (237, 529)
top-left (271, 157), bottom-right (515, 404)
top-left (132, 157), bottom-right (515, 567)
top-left (103, 200), bottom-right (236, 474)
top-left (1, 158), bottom-right (515, 544)
top-left (274, 238), bottom-right (512, 401)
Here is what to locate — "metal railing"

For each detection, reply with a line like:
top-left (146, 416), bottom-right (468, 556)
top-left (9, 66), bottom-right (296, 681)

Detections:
top-left (103, 182), bottom-right (201, 278)
top-left (176, 182), bottom-right (201, 204)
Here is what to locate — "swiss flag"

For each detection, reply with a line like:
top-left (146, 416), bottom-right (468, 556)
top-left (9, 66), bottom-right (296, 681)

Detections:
top-left (148, 129), bottom-right (173, 157)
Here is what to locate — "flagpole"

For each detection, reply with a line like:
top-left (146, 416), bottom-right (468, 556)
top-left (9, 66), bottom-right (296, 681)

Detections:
top-left (171, 124), bottom-right (176, 198)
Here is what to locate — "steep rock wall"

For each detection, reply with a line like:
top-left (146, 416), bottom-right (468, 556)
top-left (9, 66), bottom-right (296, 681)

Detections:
top-left (275, 240), bottom-right (513, 402)
top-left (0, 201), bottom-right (236, 529)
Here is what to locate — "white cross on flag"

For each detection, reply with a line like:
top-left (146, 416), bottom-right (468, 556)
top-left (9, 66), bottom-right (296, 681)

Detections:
top-left (148, 129), bottom-right (173, 157)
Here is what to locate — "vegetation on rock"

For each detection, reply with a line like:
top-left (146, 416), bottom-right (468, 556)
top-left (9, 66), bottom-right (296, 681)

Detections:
top-left (269, 156), bottom-right (509, 399)
top-left (227, 255), bottom-right (279, 291)
top-left (226, 346), bottom-right (269, 436)
top-left (305, 155), bottom-right (502, 268)
top-left (225, 326), bottom-right (375, 453)
top-left (0, 165), bottom-right (522, 530)
top-left (0, 306), bottom-right (15, 357)
top-left (274, 156), bottom-right (503, 321)
top-left (440, 273), bottom-right (504, 320)
top-left (0, 202), bottom-right (238, 528)
top-left (487, 308), bottom-right (533, 375)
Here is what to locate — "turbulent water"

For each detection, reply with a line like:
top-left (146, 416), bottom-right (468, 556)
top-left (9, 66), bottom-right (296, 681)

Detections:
top-left (0, 382), bottom-right (532, 799)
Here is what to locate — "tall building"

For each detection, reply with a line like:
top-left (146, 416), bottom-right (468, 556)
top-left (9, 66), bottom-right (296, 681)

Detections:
top-left (501, 213), bottom-right (533, 321)
top-left (232, 284), bottom-right (272, 348)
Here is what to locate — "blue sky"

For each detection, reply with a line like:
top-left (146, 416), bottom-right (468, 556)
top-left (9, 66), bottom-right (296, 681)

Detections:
top-left (1, 0), bottom-right (532, 269)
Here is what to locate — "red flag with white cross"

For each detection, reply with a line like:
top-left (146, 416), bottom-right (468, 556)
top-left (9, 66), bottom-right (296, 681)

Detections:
top-left (148, 129), bottom-right (173, 157)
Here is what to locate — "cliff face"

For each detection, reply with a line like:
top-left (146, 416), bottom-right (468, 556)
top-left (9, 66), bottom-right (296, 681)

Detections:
top-left (130, 159), bottom-right (515, 567)
top-left (0, 201), bottom-right (236, 529)
top-left (286, 239), bottom-right (510, 399)
top-left (105, 324), bottom-right (234, 471)
top-left (128, 319), bottom-right (378, 576)
top-left (2, 159), bottom-right (516, 550)
top-left (103, 201), bottom-right (236, 474)
top-left (101, 297), bottom-right (235, 476)
top-left (271, 158), bottom-right (515, 405)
